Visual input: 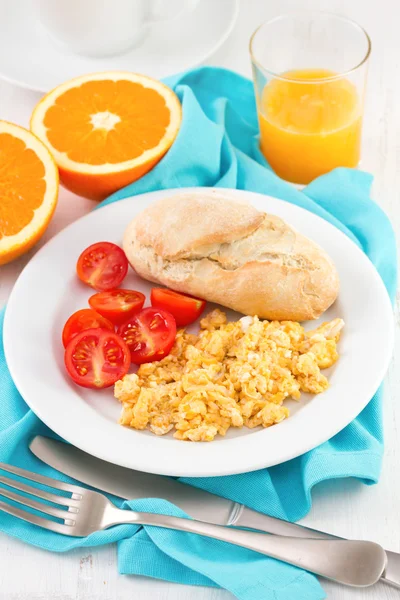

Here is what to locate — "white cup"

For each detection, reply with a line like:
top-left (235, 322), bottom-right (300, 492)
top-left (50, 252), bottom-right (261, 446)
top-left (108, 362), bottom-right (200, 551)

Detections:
top-left (34, 0), bottom-right (199, 58)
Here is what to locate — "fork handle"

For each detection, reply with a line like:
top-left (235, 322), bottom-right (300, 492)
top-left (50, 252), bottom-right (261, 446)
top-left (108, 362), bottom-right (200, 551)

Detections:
top-left (107, 509), bottom-right (386, 587)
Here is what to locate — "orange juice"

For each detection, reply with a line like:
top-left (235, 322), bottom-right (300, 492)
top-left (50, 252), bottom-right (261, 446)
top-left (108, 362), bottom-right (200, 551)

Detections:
top-left (258, 69), bottom-right (362, 184)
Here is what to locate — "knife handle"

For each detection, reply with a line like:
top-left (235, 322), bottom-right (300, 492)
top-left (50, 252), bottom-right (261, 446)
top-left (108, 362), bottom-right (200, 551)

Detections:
top-left (234, 506), bottom-right (400, 589)
top-left (108, 509), bottom-right (386, 588)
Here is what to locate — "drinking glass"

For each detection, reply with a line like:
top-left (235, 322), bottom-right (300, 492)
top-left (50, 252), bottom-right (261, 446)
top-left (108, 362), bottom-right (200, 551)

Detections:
top-left (250, 12), bottom-right (371, 184)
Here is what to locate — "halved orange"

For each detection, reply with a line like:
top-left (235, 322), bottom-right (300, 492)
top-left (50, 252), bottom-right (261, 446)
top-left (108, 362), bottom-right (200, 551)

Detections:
top-left (0, 121), bottom-right (59, 266)
top-left (30, 72), bottom-right (182, 201)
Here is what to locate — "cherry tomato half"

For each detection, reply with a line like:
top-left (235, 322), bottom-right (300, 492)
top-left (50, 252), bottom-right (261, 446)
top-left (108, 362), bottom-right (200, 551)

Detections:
top-left (89, 289), bottom-right (145, 325)
top-left (62, 308), bottom-right (114, 348)
top-left (150, 288), bottom-right (206, 327)
top-left (117, 307), bottom-right (176, 365)
top-left (64, 328), bottom-right (130, 389)
top-left (76, 242), bottom-right (128, 291)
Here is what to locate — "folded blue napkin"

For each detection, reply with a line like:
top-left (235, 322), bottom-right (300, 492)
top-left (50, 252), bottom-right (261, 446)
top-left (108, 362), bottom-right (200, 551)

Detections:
top-left (0, 67), bottom-right (397, 600)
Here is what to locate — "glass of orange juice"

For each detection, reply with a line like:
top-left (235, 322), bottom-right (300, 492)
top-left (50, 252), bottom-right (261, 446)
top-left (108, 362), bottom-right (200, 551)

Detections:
top-left (250, 12), bottom-right (371, 184)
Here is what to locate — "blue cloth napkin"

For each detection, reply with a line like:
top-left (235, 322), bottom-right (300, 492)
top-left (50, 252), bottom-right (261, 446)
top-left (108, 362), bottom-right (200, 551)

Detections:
top-left (0, 67), bottom-right (397, 600)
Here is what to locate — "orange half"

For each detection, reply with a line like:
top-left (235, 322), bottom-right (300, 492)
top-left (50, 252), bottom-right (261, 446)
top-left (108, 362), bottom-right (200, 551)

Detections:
top-left (0, 121), bottom-right (59, 266)
top-left (30, 72), bottom-right (182, 201)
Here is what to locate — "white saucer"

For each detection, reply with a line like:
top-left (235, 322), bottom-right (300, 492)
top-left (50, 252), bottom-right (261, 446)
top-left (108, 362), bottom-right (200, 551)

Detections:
top-left (0, 0), bottom-right (239, 93)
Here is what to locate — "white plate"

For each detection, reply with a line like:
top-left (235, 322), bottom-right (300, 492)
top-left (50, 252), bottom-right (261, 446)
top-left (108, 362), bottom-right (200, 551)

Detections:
top-left (0, 0), bottom-right (238, 93)
top-left (4, 188), bottom-right (394, 477)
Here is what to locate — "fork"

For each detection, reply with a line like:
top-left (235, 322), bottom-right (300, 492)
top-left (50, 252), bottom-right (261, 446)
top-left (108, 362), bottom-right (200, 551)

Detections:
top-left (0, 461), bottom-right (386, 588)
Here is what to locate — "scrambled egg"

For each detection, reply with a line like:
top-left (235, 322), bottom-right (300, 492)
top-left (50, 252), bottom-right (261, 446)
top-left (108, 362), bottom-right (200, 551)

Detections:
top-left (115, 310), bottom-right (344, 442)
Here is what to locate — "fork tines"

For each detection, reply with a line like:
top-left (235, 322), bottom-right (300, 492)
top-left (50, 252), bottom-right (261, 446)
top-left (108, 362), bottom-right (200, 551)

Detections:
top-left (0, 461), bottom-right (84, 535)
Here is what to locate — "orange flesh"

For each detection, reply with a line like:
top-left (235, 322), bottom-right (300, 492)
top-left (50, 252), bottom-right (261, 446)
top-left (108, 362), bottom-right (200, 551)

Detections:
top-left (0, 133), bottom-right (47, 237)
top-left (43, 80), bottom-right (171, 165)
top-left (258, 69), bottom-right (362, 184)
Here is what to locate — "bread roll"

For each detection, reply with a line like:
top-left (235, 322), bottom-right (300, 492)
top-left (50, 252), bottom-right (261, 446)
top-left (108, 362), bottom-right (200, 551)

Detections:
top-left (123, 190), bottom-right (339, 321)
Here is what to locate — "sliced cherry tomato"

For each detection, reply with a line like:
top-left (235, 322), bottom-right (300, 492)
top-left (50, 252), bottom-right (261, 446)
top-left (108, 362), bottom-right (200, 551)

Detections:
top-left (64, 328), bottom-right (130, 389)
top-left (150, 288), bottom-right (206, 327)
top-left (62, 308), bottom-right (114, 348)
top-left (118, 307), bottom-right (176, 365)
top-left (76, 241), bottom-right (128, 291)
top-left (89, 289), bottom-right (145, 325)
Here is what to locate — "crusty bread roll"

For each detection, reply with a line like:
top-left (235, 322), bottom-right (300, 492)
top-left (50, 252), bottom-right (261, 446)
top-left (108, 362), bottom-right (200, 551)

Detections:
top-left (123, 190), bottom-right (339, 321)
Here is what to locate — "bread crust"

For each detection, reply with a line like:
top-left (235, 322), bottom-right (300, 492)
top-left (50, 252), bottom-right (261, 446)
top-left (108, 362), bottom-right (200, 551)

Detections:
top-left (123, 190), bottom-right (339, 321)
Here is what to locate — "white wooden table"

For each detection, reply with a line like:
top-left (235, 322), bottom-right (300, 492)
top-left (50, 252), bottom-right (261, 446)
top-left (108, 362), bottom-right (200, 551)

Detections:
top-left (1, 0), bottom-right (399, 598)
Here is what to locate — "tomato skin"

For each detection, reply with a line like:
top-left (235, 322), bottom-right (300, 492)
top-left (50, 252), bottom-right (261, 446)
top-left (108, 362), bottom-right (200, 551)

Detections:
top-left (88, 289), bottom-right (145, 325)
top-left (64, 328), bottom-right (130, 389)
top-left (62, 308), bottom-right (114, 348)
top-left (118, 307), bottom-right (177, 365)
top-left (150, 288), bottom-right (206, 326)
top-left (76, 241), bottom-right (128, 291)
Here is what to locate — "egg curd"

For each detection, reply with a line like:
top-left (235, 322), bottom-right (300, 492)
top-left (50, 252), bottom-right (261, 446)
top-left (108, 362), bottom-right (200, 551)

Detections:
top-left (115, 309), bottom-right (344, 442)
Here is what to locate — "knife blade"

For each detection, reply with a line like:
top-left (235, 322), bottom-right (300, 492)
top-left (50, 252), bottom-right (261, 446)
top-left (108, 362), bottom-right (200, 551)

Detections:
top-left (30, 435), bottom-right (400, 589)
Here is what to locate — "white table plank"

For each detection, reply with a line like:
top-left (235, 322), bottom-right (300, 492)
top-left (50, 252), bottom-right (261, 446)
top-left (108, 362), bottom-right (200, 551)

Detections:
top-left (1, 0), bottom-right (399, 598)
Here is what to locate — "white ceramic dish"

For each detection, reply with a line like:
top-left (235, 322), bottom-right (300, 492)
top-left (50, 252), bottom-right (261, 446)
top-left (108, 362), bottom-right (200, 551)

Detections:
top-left (4, 188), bottom-right (394, 477)
top-left (0, 0), bottom-right (238, 93)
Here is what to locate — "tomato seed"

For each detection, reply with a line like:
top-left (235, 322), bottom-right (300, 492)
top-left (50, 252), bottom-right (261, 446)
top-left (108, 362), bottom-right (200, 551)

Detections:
top-left (133, 341), bottom-right (145, 352)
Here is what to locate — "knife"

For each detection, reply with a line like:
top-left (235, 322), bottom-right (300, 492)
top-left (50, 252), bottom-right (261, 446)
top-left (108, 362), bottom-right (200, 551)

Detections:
top-left (30, 435), bottom-right (400, 589)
